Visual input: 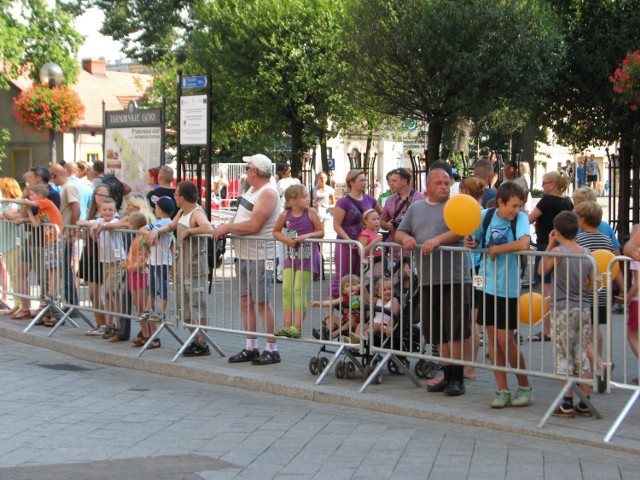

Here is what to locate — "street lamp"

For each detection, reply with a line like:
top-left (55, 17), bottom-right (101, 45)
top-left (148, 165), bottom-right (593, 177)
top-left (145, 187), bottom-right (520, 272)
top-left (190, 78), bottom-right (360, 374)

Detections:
top-left (39, 62), bottom-right (64, 165)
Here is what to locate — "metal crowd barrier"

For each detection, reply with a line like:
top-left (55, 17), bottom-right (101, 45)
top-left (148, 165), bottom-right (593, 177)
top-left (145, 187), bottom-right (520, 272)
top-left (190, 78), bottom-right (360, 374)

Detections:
top-left (359, 244), bottom-right (603, 428)
top-left (604, 255), bottom-right (640, 442)
top-left (10, 220), bottom-right (637, 438)
top-left (44, 225), bottom-right (180, 353)
top-left (0, 220), bottom-right (65, 329)
top-left (177, 234), bottom-right (368, 382)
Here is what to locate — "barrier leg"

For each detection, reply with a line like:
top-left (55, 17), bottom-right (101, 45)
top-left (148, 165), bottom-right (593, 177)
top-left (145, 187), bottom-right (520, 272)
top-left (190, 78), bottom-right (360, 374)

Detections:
top-left (573, 383), bottom-right (602, 419)
top-left (314, 344), bottom-right (346, 386)
top-left (604, 388), bottom-right (640, 443)
top-left (538, 381), bottom-right (574, 428)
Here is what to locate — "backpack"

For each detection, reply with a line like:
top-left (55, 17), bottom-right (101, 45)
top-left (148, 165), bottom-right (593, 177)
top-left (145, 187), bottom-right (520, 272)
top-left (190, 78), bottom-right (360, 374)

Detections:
top-left (479, 208), bottom-right (517, 248)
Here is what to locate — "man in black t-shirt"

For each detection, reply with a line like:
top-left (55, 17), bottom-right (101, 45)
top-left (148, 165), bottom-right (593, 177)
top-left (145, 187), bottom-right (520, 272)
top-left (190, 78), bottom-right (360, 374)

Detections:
top-left (147, 165), bottom-right (176, 215)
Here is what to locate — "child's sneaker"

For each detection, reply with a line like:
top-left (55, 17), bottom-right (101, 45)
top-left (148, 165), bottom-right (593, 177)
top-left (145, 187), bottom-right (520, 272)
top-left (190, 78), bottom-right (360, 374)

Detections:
top-left (274, 327), bottom-right (290, 337)
top-left (511, 386), bottom-right (533, 407)
top-left (491, 390), bottom-right (511, 409)
top-left (552, 404), bottom-right (575, 417)
top-left (286, 326), bottom-right (301, 339)
top-left (575, 402), bottom-right (593, 417)
top-left (86, 325), bottom-right (106, 336)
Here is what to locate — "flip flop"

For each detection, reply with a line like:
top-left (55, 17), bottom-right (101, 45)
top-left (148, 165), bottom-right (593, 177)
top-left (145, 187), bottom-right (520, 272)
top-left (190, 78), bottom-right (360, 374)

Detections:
top-left (147, 339), bottom-right (161, 349)
top-left (529, 331), bottom-right (551, 342)
top-left (10, 310), bottom-right (33, 320)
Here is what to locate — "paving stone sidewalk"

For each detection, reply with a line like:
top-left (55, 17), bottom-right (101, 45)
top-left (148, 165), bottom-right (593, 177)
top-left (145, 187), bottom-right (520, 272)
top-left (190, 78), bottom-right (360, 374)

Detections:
top-left (0, 337), bottom-right (639, 480)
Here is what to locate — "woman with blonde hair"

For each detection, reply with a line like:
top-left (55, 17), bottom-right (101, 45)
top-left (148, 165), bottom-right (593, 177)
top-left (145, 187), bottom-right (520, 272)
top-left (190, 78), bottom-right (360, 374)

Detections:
top-left (528, 170), bottom-right (573, 341)
top-left (0, 178), bottom-right (23, 314)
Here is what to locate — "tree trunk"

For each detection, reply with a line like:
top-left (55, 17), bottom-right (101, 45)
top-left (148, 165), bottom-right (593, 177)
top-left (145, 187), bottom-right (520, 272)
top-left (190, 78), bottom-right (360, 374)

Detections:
top-left (320, 131), bottom-right (328, 174)
top-left (290, 119), bottom-right (304, 177)
top-left (427, 118), bottom-right (443, 166)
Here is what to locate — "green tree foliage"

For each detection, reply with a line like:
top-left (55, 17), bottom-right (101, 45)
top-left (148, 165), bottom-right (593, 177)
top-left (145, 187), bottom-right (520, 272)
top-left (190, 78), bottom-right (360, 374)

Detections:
top-left (76, 0), bottom-right (195, 65)
top-left (190, 0), bottom-right (353, 173)
top-left (1, 0), bottom-right (84, 86)
top-left (346, 0), bottom-right (564, 164)
top-left (544, 0), bottom-right (640, 149)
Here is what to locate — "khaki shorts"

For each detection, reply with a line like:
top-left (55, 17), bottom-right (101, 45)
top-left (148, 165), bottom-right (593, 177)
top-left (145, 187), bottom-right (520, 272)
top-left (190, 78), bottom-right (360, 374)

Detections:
top-left (102, 262), bottom-right (125, 292)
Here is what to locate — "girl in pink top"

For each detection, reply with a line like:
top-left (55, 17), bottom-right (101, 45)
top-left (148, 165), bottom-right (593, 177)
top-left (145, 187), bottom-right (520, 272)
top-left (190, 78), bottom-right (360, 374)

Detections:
top-left (358, 209), bottom-right (383, 258)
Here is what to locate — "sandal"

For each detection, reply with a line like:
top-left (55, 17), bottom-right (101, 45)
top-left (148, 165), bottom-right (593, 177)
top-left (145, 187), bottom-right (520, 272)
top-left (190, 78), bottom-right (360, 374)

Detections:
top-left (10, 310), bottom-right (33, 320)
top-left (131, 337), bottom-right (148, 348)
top-left (529, 331), bottom-right (551, 342)
top-left (147, 339), bottom-right (161, 349)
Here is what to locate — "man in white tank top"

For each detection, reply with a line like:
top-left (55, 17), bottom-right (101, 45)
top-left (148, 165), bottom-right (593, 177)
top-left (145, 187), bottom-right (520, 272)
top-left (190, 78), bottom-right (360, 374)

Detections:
top-left (213, 154), bottom-right (283, 365)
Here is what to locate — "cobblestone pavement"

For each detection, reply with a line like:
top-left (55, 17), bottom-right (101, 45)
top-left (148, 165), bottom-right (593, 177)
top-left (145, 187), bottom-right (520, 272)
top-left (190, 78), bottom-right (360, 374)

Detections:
top-left (0, 338), bottom-right (639, 480)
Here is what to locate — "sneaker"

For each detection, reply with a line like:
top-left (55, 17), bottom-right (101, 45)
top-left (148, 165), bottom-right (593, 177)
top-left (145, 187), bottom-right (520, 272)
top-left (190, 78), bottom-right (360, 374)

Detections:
top-left (228, 348), bottom-right (260, 363)
top-left (286, 326), bottom-right (301, 339)
top-left (511, 386), bottom-right (533, 407)
top-left (491, 390), bottom-right (512, 409)
top-left (575, 402), bottom-right (593, 417)
top-left (183, 343), bottom-right (211, 357)
top-left (312, 326), bottom-right (330, 340)
top-left (553, 404), bottom-right (575, 417)
top-left (139, 311), bottom-right (151, 320)
top-left (102, 327), bottom-right (116, 339)
top-left (86, 325), bottom-right (106, 336)
top-left (252, 350), bottom-right (281, 365)
top-left (274, 327), bottom-right (290, 337)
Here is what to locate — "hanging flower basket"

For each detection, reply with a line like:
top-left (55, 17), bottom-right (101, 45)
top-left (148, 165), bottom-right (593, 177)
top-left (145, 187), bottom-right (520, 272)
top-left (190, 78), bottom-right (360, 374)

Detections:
top-left (12, 84), bottom-right (85, 132)
top-left (610, 50), bottom-right (640, 112)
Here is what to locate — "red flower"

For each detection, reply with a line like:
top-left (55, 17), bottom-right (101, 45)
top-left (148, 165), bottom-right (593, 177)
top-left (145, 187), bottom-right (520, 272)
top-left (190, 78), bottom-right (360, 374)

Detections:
top-left (611, 50), bottom-right (640, 112)
top-left (12, 84), bottom-right (85, 133)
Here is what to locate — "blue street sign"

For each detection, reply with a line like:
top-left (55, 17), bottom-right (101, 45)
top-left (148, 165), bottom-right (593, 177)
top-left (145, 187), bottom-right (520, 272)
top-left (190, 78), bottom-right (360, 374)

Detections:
top-left (181, 76), bottom-right (208, 89)
top-left (327, 158), bottom-right (335, 171)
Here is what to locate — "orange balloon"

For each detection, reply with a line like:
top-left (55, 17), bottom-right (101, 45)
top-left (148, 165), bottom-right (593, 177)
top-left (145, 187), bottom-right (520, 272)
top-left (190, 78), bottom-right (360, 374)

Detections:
top-left (519, 292), bottom-right (549, 325)
top-left (443, 194), bottom-right (482, 236)
top-left (591, 249), bottom-right (620, 279)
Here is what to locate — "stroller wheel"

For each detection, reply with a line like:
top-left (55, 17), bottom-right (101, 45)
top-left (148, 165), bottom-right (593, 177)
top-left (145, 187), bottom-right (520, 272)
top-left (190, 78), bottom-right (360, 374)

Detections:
top-left (308, 357), bottom-right (319, 375)
top-left (387, 361), bottom-right (399, 375)
top-left (346, 361), bottom-right (356, 379)
top-left (423, 361), bottom-right (440, 379)
top-left (335, 360), bottom-right (346, 379)
top-left (318, 356), bottom-right (329, 373)
top-left (414, 359), bottom-right (426, 378)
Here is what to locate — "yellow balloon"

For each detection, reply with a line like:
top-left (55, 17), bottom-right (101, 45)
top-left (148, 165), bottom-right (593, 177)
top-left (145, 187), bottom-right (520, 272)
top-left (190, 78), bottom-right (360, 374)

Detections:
top-left (519, 292), bottom-right (549, 325)
top-left (443, 194), bottom-right (482, 236)
top-left (591, 249), bottom-right (619, 277)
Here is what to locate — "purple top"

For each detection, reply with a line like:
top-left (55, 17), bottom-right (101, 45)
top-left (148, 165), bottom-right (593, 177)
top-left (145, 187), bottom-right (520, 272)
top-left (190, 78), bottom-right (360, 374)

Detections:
top-left (335, 194), bottom-right (378, 240)
top-left (283, 208), bottom-right (321, 274)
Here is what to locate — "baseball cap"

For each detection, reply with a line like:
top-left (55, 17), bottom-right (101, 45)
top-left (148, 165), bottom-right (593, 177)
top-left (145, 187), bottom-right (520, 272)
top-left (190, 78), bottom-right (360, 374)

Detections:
top-left (243, 154), bottom-right (273, 175)
top-left (152, 195), bottom-right (175, 215)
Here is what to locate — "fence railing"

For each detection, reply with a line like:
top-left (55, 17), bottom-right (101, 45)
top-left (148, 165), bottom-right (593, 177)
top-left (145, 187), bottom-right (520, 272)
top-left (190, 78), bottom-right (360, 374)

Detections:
top-left (2, 219), bottom-right (638, 442)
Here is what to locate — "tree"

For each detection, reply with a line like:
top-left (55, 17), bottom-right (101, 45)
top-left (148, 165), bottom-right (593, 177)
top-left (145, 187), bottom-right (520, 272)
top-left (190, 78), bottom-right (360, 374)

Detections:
top-left (346, 0), bottom-right (564, 164)
top-left (186, 0), bottom-right (354, 174)
top-left (543, 0), bottom-right (640, 240)
top-left (73, 0), bottom-right (195, 65)
top-left (1, 0), bottom-right (84, 166)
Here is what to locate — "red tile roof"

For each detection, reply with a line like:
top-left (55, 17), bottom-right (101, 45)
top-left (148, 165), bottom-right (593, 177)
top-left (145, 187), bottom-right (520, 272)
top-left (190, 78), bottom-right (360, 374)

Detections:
top-left (10, 66), bottom-right (153, 129)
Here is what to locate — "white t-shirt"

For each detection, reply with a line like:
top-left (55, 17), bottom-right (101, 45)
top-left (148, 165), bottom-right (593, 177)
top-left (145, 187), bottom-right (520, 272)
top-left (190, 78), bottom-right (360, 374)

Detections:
top-left (146, 217), bottom-right (174, 266)
top-left (96, 216), bottom-right (125, 263)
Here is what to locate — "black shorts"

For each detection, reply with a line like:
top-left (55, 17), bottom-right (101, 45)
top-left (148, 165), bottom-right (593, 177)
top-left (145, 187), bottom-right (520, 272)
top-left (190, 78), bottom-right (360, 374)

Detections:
top-left (587, 174), bottom-right (597, 183)
top-left (476, 293), bottom-right (519, 330)
top-left (421, 284), bottom-right (471, 344)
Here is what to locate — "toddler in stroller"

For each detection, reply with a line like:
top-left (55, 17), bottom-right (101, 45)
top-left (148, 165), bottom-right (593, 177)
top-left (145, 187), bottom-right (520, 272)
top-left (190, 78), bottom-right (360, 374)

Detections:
top-left (311, 274), bottom-right (369, 341)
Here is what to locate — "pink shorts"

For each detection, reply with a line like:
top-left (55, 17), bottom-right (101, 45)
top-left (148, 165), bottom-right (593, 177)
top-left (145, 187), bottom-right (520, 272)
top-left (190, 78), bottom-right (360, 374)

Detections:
top-left (127, 271), bottom-right (148, 290)
top-left (628, 300), bottom-right (639, 330)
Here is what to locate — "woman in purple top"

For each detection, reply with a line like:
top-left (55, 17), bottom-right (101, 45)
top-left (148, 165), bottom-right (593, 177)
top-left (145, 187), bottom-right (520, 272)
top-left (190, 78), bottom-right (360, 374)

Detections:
top-left (331, 170), bottom-right (381, 297)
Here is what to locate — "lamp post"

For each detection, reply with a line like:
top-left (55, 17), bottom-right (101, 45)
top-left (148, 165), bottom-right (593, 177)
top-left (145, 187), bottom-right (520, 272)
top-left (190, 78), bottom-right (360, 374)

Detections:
top-left (39, 62), bottom-right (64, 165)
